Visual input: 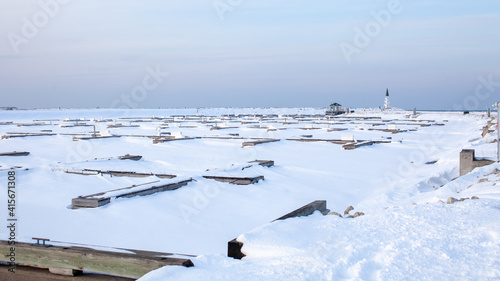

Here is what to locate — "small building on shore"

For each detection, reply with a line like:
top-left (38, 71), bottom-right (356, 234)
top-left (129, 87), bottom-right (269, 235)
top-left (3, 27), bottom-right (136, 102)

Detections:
top-left (326, 103), bottom-right (346, 116)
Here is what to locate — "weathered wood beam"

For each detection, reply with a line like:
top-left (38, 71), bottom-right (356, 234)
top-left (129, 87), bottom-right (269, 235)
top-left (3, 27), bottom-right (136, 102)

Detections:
top-left (2, 133), bottom-right (56, 139)
top-left (72, 179), bottom-right (192, 208)
top-left (153, 137), bottom-right (196, 144)
top-left (202, 175), bottom-right (264, 185)
top-left (0, 241), bottom-right (193, 279)
top-left (118, 154), bottom-right (142, 161)
top-left (242, 139), bottom-right (280, 147)
top-left (273, 200), bottom-right (330, 221)
top-left (249, 160), bottom-right (274, 167)
top-left (0, 151), bottom-right (30, 156)
top-left (342, 141), bottom-right (374, 150)
top-left (73, 136), bottom-right (120, 141)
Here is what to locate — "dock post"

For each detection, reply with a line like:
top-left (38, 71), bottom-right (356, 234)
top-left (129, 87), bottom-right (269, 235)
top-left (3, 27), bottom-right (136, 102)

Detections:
top-left (460, 149), bottom-right (475, 176)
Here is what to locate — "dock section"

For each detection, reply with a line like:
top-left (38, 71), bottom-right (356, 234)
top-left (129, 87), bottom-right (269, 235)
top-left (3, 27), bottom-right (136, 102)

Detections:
top-left (72, 179), bottom-right (192, 208)
top-left (0, 240), bottom-right (193, 279)
top-left (242, 139), bottom-right (280, 147)
top-left (0, 151), bottom-right (30, 156)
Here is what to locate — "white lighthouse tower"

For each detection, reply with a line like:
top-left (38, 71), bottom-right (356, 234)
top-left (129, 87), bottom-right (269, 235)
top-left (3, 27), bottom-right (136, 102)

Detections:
top-left (384, 89), bottom-right (390, 109)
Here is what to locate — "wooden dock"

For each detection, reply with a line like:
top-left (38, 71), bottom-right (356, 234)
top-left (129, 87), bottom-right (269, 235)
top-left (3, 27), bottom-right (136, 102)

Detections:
top-left (2, 133), bottom-right (56, 139)
top-left (0, 240), bottom-right (193, 279)
top-left (287, 138), bottom-right (390, 149)
top-left (72, 179), bottom-right (192, 208)
top-left (103, 170), bottom-right (176, 178)
top-left (16, 123), bottom-right (48, 127)
top-left (342, 141), bottom-right (374, 150)
top-left (242, 139), bottom-right (280, 147)
top-left (65, 169), bottom-right (100, 176)
top-left (327, 128), bottom-right (348, 132)
top-left (249, 160), bottom-right (275, 167)
top-left (63, 169), bottom-right (176, 178)
top-left (153, 137), bottom-right (196, 144)
top-left (210, 126), bottom-right (238, 131)
top-left (0, 151), bottom-right (30, 156)
top-left (341, 139), bottom-right (392, 150)
top-left (73, 135), bottom-right (121, 141)
top-left (107, 124), bottom-right (140, 128)
top-left (367, 128), bottom-right (408, 134)
top-left (203, 175), bottom-right (264, 185)
top-left (286, 138), bottom-right (353, 144)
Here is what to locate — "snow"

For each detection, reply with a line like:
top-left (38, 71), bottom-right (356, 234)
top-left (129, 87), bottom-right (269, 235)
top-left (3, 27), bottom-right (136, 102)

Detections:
top-left (143, 195), bottom-right (500, 280)
top-left (0, 108), bottom-right (498, 280)
top-left (141, 165), bottom-right (500, 281)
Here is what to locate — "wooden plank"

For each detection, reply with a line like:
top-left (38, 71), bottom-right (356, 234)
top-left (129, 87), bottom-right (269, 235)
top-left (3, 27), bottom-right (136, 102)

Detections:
top-left (249, 160), bottom-right (274, 167)
top-left (0, 151), bottom-right (30, 156)
top-left (179, 125), bottom-right (198, 128)
top-left (2, 133), bottom-right (56, 139)
top-left (286, 138), bottom-right (352, 144)
top-left (107, 124), bottom-right (140, 128)
top-left (153, 137), bottom-right (196, 144)
top-left (0, 241), bottom-right (193, 279)
top-left (118, 154), bottom-right (142, 161)
top-left (106, 171), bottom-right (151, 177)
top-left (210, 126), bottom-right (238, 131)
top-left (273, 200), bottom-right (329, 221)
top-left (72, 179), bottom-right (192, 208)
top-left (72, 197), bottom-right (111, 208)
top-left (0, 264), bottom-right (130, 280)
top-left (242, 139), bottom-right (280, 147)
top-left (116, 179), bottom-right (191, 198)
top-left (64, 170), bottom-right (100, 176)
top-left (367, 128), bottom-right (408, 134)
top-left (73, 136), bottom-right (120, 141)
top-left (203, 175), bottom-right (264, 185)
top-left (63, 168), bottom-right (177, 179)
top-left (342, 141), bottom-right (374, 150)
top-left (104, 171), bottom-right (176, 179)
top-left (16, 123), bottom-right (48, 127)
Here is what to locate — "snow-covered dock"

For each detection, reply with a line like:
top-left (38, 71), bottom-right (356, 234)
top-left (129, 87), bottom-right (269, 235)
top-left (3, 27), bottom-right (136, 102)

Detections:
top-left (203, 175), bottom-right (264, 185)
top-left (71, 178), bottom-right (192, 208)
top-left (242, 138), bottom-right (280, 147)
top-left (0, 240), bottom-right (194, 278)
top-left (0, 151), bottom-right (30, 156)
top-left (0, 108), bottom-right (498, 280)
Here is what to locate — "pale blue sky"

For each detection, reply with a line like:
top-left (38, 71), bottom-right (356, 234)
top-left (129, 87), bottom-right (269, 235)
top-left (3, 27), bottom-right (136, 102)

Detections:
top-left (0, 0), bottom-right (499, 109)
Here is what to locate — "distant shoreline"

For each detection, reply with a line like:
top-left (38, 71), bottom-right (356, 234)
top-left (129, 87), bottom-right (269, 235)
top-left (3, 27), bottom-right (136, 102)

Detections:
top-left (0, 107), bottom-right (491, 112)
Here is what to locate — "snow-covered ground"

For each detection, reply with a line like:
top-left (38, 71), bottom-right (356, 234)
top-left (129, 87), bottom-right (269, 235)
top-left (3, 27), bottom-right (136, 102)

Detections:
top-left (0, 108), bottom-right (498, 280)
